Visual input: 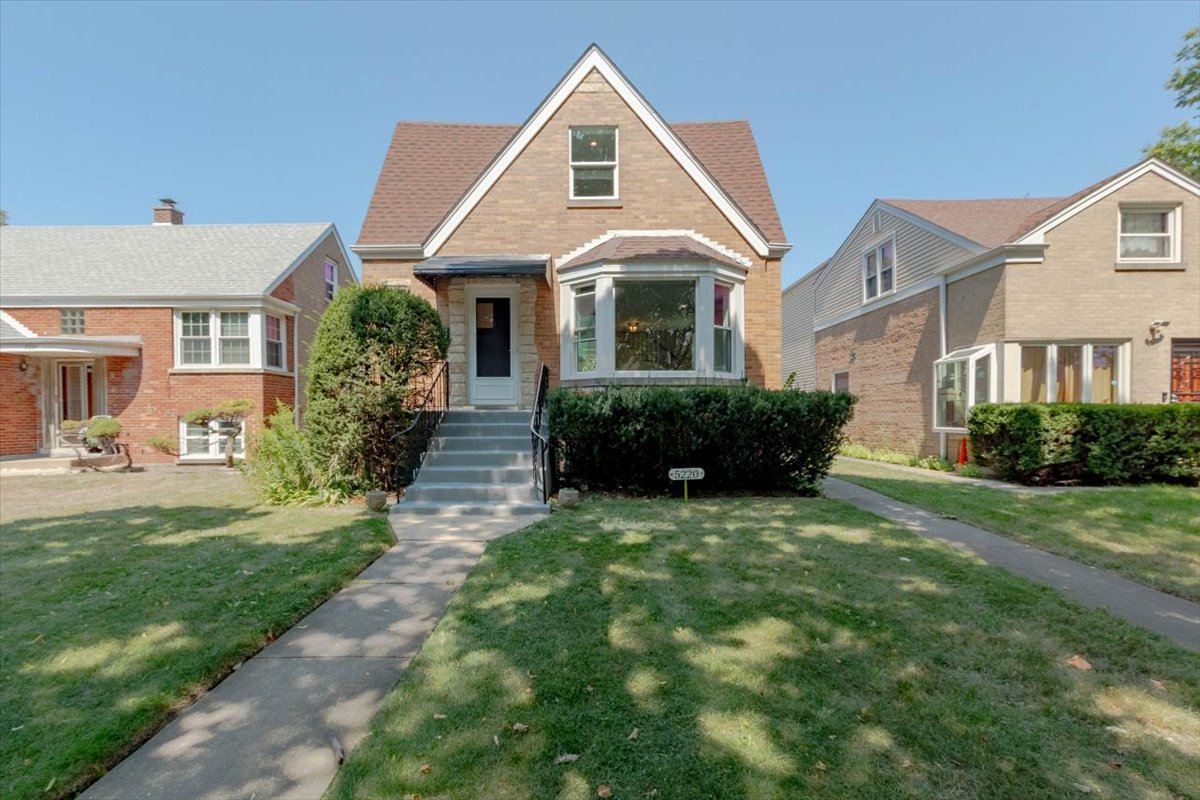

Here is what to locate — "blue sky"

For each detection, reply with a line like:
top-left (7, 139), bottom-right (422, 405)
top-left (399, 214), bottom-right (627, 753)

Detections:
top-left (0, 1), bottom-right (1194, 286)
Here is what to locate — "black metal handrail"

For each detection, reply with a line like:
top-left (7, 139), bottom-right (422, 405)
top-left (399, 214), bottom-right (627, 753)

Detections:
top-left (390, 361), bottom-right (450, 490)
top-left (531, 363), bottom-right (555, 504)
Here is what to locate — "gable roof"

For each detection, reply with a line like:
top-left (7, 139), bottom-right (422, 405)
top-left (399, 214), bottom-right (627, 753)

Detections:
top-left (881, 198), bottom-right (1061, 249)
top-left (0, 223), bottom-right (340, 301)
top-left (356, 45), bottom-right (788, 257)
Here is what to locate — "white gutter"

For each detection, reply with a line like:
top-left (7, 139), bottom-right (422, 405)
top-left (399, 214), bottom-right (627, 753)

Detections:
top-left (293, 312), bottom-right (301, 427)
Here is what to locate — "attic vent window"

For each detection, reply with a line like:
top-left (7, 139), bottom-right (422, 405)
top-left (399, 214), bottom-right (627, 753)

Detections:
top-left (570, 126), bottom-right (618, 199)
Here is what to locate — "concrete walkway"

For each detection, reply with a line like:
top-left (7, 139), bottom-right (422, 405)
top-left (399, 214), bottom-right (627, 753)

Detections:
top-left (81, 513), bottom-right (539, 800)
top-left (825, 477), bottom-right (1200, 651)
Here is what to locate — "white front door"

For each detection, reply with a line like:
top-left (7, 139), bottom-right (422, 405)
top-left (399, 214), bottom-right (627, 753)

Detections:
top-left (467, 287), bottom-right (519, 405)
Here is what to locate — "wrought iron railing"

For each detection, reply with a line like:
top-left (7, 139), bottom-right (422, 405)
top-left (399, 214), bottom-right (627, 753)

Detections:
top-left (390, 361), bottom-right (450, 491)
top-left (531, 363), bottom-right (555, 504)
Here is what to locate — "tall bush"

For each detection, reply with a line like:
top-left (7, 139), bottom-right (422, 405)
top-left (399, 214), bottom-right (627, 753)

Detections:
top-left (968, 403), bottom-right (1200, 485)
top-left (549, 386), bottom-right (856, 494)
top-left (245, 404), bottom-right (349, 505)
top-left (305, 284), bottom-right (449, 492)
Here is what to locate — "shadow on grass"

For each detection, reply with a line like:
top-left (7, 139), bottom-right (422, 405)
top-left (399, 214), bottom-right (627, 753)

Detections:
top-left (331, 497), bottom-right (1199, 800)
top-left (0, 504), bottom-right (391, 800)
top-left (829, 464), bottom-right (1200, 603)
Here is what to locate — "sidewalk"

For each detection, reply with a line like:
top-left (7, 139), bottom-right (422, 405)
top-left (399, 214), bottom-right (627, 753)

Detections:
top-left (80, 513), bottom-right (539, 800)
top-left (824, 477), bottom-right (1200, 651)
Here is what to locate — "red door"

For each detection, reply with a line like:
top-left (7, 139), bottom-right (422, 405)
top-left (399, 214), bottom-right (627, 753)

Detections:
top-left (1171, 340), bottom-right (1200, 403)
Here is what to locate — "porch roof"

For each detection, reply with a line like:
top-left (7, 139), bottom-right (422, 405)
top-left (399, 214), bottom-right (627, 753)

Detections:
top-left (412, 255), bottom-right (549, 281)
top-left (0, 333), bottom-right (142, 358)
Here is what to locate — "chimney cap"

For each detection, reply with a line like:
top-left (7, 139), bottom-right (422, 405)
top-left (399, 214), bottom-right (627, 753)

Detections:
top-left (157, 198), bottom-right (177, 207)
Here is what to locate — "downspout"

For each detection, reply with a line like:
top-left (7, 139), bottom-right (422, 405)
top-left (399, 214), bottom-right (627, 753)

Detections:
top-left (293, 312), bottom-right (300, 427)
top-left (938, 276), bottom-right (948, 461)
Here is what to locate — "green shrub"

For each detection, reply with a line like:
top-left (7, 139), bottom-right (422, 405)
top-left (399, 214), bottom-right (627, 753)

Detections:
top-left (305, 284), bottom-right (449, 492)
top-left (549, 386), bottom-right (855, 494)
top-left (968, 403), bottom-right (1200, 485)
top-left (840, 443), bottom-right (951, 471)
top-left (245, 405), bottom-right (351, 506)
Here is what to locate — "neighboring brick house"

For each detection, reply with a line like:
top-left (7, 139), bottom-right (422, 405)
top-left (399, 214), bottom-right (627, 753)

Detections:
top-left (0, 200), bottom-right (354, 461)
top-left (782, 158), bottom-right (1200, 458)
top-left (355, 45), bottom-right (790, 407)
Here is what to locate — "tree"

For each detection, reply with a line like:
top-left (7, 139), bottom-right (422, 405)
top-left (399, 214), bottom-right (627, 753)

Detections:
top-left (0, 210), bottom-right (8, 226)
top-left (1146, 27), bottom-right (1200, 176)
top-left (304, 284), bottom-right (449, 491)
top-left (186, 399), bottom-right (255, 468)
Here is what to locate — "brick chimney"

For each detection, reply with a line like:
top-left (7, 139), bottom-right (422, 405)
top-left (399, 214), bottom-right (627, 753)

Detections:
top-left (153, 198), bottom-right (184, 225)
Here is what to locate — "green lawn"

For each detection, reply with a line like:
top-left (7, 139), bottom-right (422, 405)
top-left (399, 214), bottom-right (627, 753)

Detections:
top-left (0, 469), bottom-right (392, 800)
top-left (832, 459), bottom-right (1200, 602)
top-left (330, 497), bottom-right (1199, 800)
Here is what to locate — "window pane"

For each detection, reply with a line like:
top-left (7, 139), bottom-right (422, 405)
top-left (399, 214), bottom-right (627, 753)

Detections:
top-left (181, 312), bottom-right (209, 337)
top-left (615, 280), bottom-right (695, 371)
top-left (865, 252), bottom-right (877, 277)
top-left (184, 423), bottom-right (211, 455)
top-left (936, 360), bottom-right (967, 428)
top-left (880, 267), bottom-right (894, 294)
top-left (1121, 210), bottom-right (1167, 234)
top-left (1056, 345), bottom-right (1083, 402)
top-left (266, 341), bottom-right (283, 369)
top-left (572, 166), bottom-right (615, 197)
top-left (1091, 345), bottom-right (1118, 404)
top-left (181, 338), bottom-right (211, 364)
top-left (1021, 346), bottom-right (1048, 402)
top-left (865, 274), bottom-right (877, 298)
top-left (834, 372), bottom-right (849, 393)
top-left (60, 310), bottom-right (85, 334)
top-left (570, 127), bottom-right (616, 162)
top-left (573, 287), bottom-right (596, 372)
top-left (974, 354), bottom-right (990, 405)
top-left (714, 283), bottom-right (731, 327)
top-left (266, 315), bottom-right (280, 341)
top-left (715, 328), bottom-right (733, 373)
top-left (575, 339), bottom-right (597, 373)
top-left (220, 338), bottom-right (250, 365)
top-left (880, 241), bottom-right (894, 270)
top-left (220, 312), bottom-right (249, 337)
top-left (1119, 235), bottom-right (1169, 259)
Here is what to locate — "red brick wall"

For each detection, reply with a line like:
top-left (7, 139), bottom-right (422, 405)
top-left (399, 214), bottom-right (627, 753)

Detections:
top-left (815, 288), bottom-right (942, 456)
top-left (3, 307), bottom-right (295, 462)
top-left (0, 354), bottom-right (42, 456)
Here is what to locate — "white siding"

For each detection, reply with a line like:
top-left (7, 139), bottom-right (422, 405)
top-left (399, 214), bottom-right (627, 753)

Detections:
top-left (781, 264), bottom-right (825, 389)
top-left (814, 205), bottom-right (976, 326)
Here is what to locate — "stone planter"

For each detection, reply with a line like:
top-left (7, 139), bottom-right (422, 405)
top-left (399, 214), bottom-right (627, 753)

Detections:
top-left (365, 490), bottom-right (390, 512)
top-left (557, 488), bottom-right (581, 508)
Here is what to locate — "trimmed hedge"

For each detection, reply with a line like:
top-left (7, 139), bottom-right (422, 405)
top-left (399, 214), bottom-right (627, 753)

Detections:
top-left (548, 386), bottom-right (856, 494)
top-left (968, 403), bottom-right (1200, 486)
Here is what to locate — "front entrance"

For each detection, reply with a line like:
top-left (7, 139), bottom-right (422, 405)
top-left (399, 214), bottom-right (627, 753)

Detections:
top-left (467, 288), bottom-right (518, 405)
top-left (1170, 339), bottom-right (1200, 402)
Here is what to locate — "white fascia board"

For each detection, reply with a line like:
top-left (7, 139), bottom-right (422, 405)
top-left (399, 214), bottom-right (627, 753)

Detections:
top-left (0, 335), bottom-right (142, 357)
top-left (265, 224), bottom-right (358, 296)
top-left (813, 276), bottom-right (941, 333)
top-left (349, 243), bottom-right (426, 260)
top-left (0, 309), bottom-right (35, 337)
top-left (558, 259), bottom-right (748, 286)
top-left (941, 244), bottom-right (1047, 283)
top-left (1017, 159), bottom-right (1200, 245)
top-left (424, 45), bottom-right (772, 258)
top-left (1, 296), bottom-right (301, 314)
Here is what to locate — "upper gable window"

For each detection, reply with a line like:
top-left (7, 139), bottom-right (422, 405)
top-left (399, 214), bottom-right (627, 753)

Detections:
top-left (1119, 206), bottom-right (1178, 262)
top-left (862, 238), bottom-right (895, 301)
top-left (325, 260), bottom-right (337, 301)
top-left (570, 126), bottom-right (618, 199)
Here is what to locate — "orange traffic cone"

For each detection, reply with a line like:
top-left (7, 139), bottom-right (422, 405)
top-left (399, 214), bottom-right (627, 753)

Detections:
top-left (957, 437), bottom-right (969, 466)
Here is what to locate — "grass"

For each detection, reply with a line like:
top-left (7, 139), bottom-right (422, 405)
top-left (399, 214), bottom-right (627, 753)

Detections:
top-left (0, 468), bottom-right (393, 800)
top-left (329, 496), bottom-right (1199, 800)
top-left (831, 458), bottom-right (1200, 602)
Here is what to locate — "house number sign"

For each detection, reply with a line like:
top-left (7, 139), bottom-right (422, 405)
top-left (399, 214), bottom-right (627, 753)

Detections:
top-left (668, 467), bottom-right (705, 501)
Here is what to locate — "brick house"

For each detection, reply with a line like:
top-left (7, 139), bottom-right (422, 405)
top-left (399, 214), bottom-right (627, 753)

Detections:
top-left (356, 45), bottom-right (790, 408)
top-left (782, 158), bottom-right (1200, 458)
top-left (0, 201), bottom-right (354, 462)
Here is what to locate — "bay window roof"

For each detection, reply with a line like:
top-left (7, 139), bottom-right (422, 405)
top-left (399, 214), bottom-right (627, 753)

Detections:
top-left (557, 231), bottom-right (751, 271)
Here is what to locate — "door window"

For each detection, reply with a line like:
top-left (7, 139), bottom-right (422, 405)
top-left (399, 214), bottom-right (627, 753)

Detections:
top-left (475, 298), bottom-right (511, 378)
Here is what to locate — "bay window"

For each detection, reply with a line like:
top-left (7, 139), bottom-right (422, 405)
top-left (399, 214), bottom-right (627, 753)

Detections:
top-left (1019, 342), bottom-right (1122, 404)
top-left (562, 264), bottom-right (743, 380)
top-left (933, 345), bottom-right (993, 431)
top-left (173, 309), bottom-right (292, 371)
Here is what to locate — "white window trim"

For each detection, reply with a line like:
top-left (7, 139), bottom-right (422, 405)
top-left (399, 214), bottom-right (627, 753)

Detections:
top-left (178, 418), bottom-right (246, 461)
top-left (571, 283), bottom-right (598, 375)
top-left (325, 260), bottom-right (338, 301)
top-left (714, 281), bottom-right (735, 374)
top-left (1117, 204), bottom-right (1181, 263)
top-left (173, 309), bottom-right (269, 371)
top-left (1013, 341), bottom-right (1128, 405)
top-left (861, 234), bottom-right (897, 304)
top-left (568, 126), bottom-right (619, 200)
top-left (559, 260), bottom-right (744, 381)
top-left (932, 344), bottom-right (996, 433)
top-left (264, 313), bottom-right (288, 373)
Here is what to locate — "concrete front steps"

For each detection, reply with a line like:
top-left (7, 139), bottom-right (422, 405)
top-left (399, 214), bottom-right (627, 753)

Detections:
top-left (393, 409), bottom-right (549, 517)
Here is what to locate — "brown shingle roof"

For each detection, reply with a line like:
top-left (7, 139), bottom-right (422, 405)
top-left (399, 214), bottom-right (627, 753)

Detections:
top-left (356, 120), bottom-right (787, 247)
top-left (558, 234), bottom-right (748, 270)
top-left (882, 198), bottom-right (1062, 248)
